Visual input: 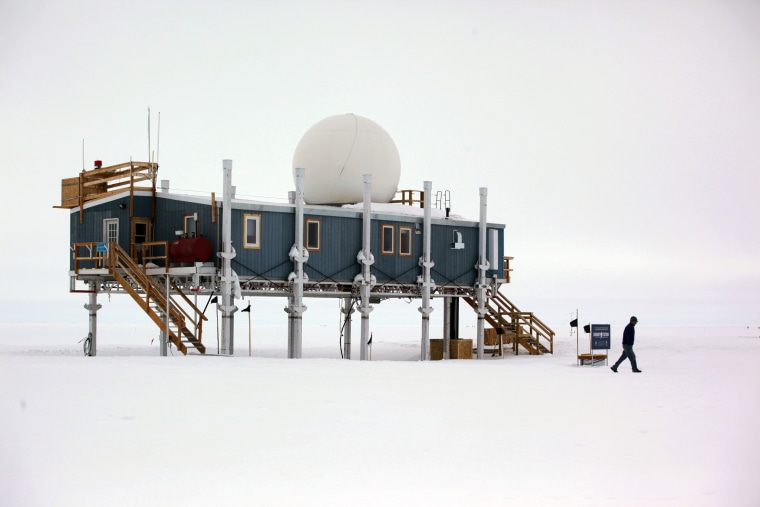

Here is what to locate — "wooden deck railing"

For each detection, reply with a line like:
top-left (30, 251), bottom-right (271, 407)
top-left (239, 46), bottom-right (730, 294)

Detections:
top-left (391, 189), bottom-right (424, 207)
top-left (489, 289), bottom-right (554, 354)
top-left (73, 242), bottom-right (110, 272)
top-left (463, 287), bottom-right (555, 355)
top-left (131, 241), bottom-right (169, 269)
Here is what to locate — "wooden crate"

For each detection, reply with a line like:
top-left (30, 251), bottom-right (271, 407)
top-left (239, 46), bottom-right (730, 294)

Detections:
top-left (430, 339), bottom-right (473, 360)
top-left (484, 327), bottom-right (498, 346)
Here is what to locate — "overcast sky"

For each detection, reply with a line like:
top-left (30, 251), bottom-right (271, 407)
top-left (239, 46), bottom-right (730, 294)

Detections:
top-left (1, 0), bottom-right (758, 326)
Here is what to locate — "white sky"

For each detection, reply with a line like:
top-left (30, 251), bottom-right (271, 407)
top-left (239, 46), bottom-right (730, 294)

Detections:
top-left (1, 0), bottom-right (758, 326)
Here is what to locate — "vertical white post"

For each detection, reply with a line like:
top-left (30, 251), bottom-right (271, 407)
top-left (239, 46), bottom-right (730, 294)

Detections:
top-left (220, 159), bottom-right (237, 355)
top-left (475, 187), bottom-right (489, 359)
top-left (288, 168), bottom-right (308, 358)
top-left (575, 309), bottom-right (580, 367)
top-left (419, 181), bottom-right (434, 361)
top-left (358, 175), bottom-right (374, 361)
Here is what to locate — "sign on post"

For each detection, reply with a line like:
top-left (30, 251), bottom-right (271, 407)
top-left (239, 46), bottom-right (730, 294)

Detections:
top-left (591, 324), bottom-right (611, 350)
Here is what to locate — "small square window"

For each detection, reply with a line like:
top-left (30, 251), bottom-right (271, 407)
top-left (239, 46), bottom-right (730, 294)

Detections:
top-left (306, 218), bottom-right (320, 251)
top-left (243, 214), bottom-right (261, 249)
top-left (381, 224), bottom-right (395, 255)
top-left (399, 226), bottom-right (412, 256)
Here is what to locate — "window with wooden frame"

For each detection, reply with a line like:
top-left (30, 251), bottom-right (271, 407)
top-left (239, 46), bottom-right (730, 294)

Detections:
top-left (306, 218), bottom-right (321, 252)
top-left (381, 224), bottom-right (395, 255)
top-left (399, 226), bottom-right (412, 257)
top-left (243, 214), bottom-right (261, 249)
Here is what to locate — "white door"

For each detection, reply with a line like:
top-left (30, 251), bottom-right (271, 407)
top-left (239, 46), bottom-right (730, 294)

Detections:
top-left (103, 218), bottom-right (119, 244)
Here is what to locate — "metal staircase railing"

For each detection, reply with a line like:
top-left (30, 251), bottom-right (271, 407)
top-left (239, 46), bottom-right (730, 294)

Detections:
top-left (107, 243), bottom-right (206, 354)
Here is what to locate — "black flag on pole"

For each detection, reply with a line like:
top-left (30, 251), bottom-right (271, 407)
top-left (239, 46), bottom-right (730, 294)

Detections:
top-left (570, 319), bottom-right (578, 328)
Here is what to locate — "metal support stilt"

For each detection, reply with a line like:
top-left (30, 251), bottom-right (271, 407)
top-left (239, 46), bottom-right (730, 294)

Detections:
top-left (341, 297), bottom-right (354, 359)
top-left (83, 281), bottom-right (101, 356)
top-left (220, 159), bottom-right (238, 355)
top-left (443, 295), bottom-right (451, 360)
top-left (287, 167), bottom-right (308, 358)
top-left (418, 181), bottom-right (434, 361)
top-left (356, 174), bottom-right (375, 361)
top-left (475, 187), bottom-right (489, 359)
top-left (162, 274), bottom-right (169, 357)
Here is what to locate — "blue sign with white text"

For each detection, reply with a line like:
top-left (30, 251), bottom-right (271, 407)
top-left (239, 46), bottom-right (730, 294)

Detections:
top-left (591, 324), bottom-right (611, 349)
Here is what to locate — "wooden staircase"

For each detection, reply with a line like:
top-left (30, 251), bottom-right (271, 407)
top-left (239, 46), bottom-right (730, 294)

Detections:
top-left (107, 243), bottom-right (207, 355)
top-left (463, 288), bottom-right (554, 355)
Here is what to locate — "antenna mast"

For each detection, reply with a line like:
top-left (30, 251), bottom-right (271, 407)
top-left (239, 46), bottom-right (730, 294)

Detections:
top-left (156, 111), bottom-right (161, 165)
top-left (147, 107), bottom-right (151, 163)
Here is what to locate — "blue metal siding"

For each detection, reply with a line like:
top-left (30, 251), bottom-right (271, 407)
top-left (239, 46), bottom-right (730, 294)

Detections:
top-left (153, 198), bottom-right (218, 252)
top-left (303, 214), bottom-right (362, 283)
top-left (68, 197), bottom-right (137, 269)
top-left (488, 227), bottom-right (505, 276)
top-left (232, 208), bottom-right (294, 280)
top-left (371, 220), bottom-right (421, 284)
top-left (429, 223), bottom-right (479, 286)
top-left (68, 193), bottom-right (506, 286)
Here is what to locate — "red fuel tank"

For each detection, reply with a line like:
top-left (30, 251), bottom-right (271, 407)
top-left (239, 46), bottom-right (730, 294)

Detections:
top-left (170, 237), bottom-right (212, 263)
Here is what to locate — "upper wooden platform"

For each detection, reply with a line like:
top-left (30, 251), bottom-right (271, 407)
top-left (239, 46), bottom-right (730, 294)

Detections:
top-left (56, 161), bottom-right (157, 209)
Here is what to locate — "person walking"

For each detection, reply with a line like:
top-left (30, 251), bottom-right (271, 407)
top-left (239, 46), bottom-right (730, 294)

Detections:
top-left (611, 316), bottom-right (642, 373)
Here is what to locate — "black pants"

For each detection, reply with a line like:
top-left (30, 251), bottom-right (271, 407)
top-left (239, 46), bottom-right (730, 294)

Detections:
top-left (613, 344), bottom-right (638, 371)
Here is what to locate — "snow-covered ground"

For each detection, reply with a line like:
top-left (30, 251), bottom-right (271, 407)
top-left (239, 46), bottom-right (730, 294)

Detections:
top-left (2, 322), bottom-right (759, 506)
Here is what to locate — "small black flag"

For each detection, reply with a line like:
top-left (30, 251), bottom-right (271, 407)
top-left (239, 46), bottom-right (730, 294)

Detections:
top-left (583, 324), bottom-right (591, 333)
top-left (367, 333), bottom-right (373, 345)
top-left (570, 319), bottom-right (578, 328)
top-left (241, 304), bottom-right (251, 313)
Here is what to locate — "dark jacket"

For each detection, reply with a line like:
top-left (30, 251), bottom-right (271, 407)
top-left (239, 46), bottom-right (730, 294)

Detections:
top-left (622, 323), bottom-right (635, 345)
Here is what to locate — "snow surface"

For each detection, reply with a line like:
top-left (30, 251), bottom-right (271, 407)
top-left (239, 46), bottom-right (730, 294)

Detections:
top-left (2, 323), bottom-right (759, 506)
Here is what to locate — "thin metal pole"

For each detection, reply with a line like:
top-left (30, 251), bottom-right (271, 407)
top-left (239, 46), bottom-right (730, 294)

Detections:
top-left (575, 309), bottom-right (579, 366)
top-left (156, 111), bottom-right (161, 165)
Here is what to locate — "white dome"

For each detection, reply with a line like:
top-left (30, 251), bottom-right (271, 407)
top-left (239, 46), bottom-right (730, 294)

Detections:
top-left (292, 114), bottom-right (401, 204)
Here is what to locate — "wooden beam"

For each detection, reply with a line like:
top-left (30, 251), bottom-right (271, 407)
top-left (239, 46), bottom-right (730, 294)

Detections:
top-left (82, 169), bottom-right (153, 187)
